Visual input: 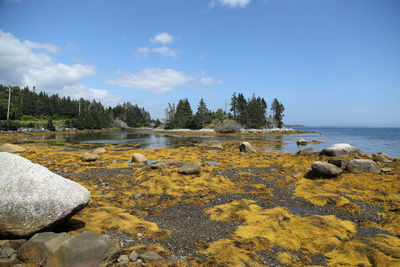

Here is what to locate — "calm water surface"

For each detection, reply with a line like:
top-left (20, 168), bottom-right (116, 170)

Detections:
top-left (32, 127), bottom-right (400, 158)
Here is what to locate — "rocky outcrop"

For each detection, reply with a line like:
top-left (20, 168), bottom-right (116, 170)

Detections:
top-left (0, 143), bottom-right (25, 153)
top-left (320, 143), bottom-right (365, 157)
top-left (371, 152), bottom-right (393, 163)
top-left (178, 162), bottom-right (201, 175)
top-left (132, 153), bottom-right (147, 163)
top-left (239, 142), bottom-right (256, 153)
top-left (18, 231), bottom-right (116, 267)
top-left (296, 148), bottom-right (316, 155)
top-left (0, 152), bottom-right (90, 237)
top-left (296, 138), bottom-right (307, 145)
top-left (81, 152), bottom-right (99, 162)
top-left (346, 159), bottom-right (380, 174)
top-left (310, 161), bottom-right (343, 178)
top-left (198, 140), bottom-right (223, 150)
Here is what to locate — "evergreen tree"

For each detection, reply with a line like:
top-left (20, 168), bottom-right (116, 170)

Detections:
top-left (195, 98), bottom-right (211, 128)
top-left (271, 98), bottom-right (285, 128)
top-left (46, 116), bottom-right (55, 131)
top-left (164, 103), bottom-right (176, 129)
top-left (246, 94), bottom-right (267, 128)
top-left (175, 99), bottom-right (193, 128)
top-left (236, 93), bottom-right (248, 126)
top-left (230, 92), bottom-right (237, 119)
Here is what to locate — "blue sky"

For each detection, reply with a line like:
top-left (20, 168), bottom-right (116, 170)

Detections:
top-left (0, 0), bottom-right (399, 126)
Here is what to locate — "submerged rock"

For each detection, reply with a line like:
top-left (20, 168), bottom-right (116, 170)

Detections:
top-left (81, 152), bottom-right (99, 162)
top-left (132, 153), bottom-right (147, 163)
top-left (296, 147), bottom-right (316, 155)
top-left (18, 231), bottom-right (116, 267)
top-left (239, 142), bottom-right (256, 153)
top-left (0, 143), bottom-right (25, 153)
top-left (178, 162), bottom-right (201, 175)
top-left (320, 143), bottom-right (365, 157)
top-left (346, 159), bottom-right (380, 174)
top-left (0, 152), bottom-right (90, 237)
top-left (198, 140), bottom-right (223, 150)
top-left (311, 161), bottom-right (343, 178)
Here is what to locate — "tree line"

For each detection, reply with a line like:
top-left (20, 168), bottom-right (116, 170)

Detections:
top-left (0, 85), bottom-right (151, 130)
top-left (165, 93), bottom-right (285, 130)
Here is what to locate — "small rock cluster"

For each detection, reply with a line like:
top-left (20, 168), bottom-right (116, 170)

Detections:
top-left (305, 143), bottom-right (393, 178)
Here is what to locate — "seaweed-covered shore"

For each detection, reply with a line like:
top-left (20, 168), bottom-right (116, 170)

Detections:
top-left (1, 135), bottom-right (400, 266)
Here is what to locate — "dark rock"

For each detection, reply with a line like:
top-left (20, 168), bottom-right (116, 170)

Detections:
top-left (328, 158), bottom-right (348, 168)
top-left (320, 143), bottom-right (365, 157)
top-left (139, 251), bottom-right (165, 263)
top-left (296, 148), bottom-right (316, 155)
top-left (310, 161), bottom-right (343, 178)
top-left (346, 159), bottom-right (380, 174)
top-left (0, 153), bottom-right (90, 237)
top-left (178, 162), bottom-right (201, 175)
top-left (296, 138), bottom-right (307, 145)
top-left (239, 142), bottom-right (256, 153)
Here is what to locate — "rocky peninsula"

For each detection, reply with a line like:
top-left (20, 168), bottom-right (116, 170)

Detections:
top-left (0, 131), bottom-right (399, 266)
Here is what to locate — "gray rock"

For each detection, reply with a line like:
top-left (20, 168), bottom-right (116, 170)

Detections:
top-left (0, 247), bottom-right (16, 263)
top-left (328, 158), bottom-right (348, 168)
top-left (0, 152), bottom-right (90, 237)
top-left (346, 159), bottom-right (381, 174)
top-left (132, 153), bottom-right (147, 163)
top-left (91, 147), bottom-right (107, 155)
top-left (178, 162), bottom-right (201, 175)
top-left (311, 161), bottom-right (343, 178)
top-left (81, 152), bottom-right (99, 162)
top-left (129, 250), bottom-right (138, 262)
top-left (296, 148), bottom-right (316, 155)
top-left (149, 162), bottom-right (168, 169)
top-left (198, 140), bottom-right (223, 150)
top-left (296, 138), bottom-right (307, 145)
top-left (381, 167), bottom-right (391, 173)
top-left (0, 143), bottom-right (25, 153)
top-left (139, 251), bottom-right (165, 263)
top-left (239, 142), bottom-right (256, 153)
top-left (372, 153), bottom-right (393, 163)
top-left (18, 231), bottom-right (116, 267)
top-left (320, 143), bottom-right (365, 157)
top-left (2, 239), bottom-right (27, 250)
top-left (117, 254), bottom-right (130, 263)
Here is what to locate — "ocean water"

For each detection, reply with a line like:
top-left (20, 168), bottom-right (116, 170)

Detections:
top-left (35, 127), bottom-right (400, 158)
top-left (288, 127), bottom-right (400, 158)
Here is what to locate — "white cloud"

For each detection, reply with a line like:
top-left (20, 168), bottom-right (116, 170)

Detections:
top-left (105, 68), bottom-right (195, 94)
top-left (150, 32), bottom-right (174, 45)
top-left (151, 46), bottom-right (178, 58)
top-left (105, 68), bottom-right (222, 94)
top-left (62, 85), bottom-right (121, 106)
top-left (210, 0), bottom-right (251, 8)
top-left (135, 46), bottom-right (178, 58)
top-left (0, 29), bottom-right (120, 106)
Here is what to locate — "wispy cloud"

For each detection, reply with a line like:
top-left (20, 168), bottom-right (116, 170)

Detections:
top-left (105, 68), bottom-right (221, 94)
top-left (24, 40), bottom-right (61, 54)
top-left (210, 0), bottom-right (251, 8)
top-left (135, 46), bottom-right (178, 58)
top-left (150, 32), bottom-right (174, 45)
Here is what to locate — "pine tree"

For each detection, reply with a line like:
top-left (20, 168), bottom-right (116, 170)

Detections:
top-left (195, 98), bottom-right (211, 128)
top-left (271, 98), bottom-right (285, 128)
top-left (230, 92), bottom-right (237, 119)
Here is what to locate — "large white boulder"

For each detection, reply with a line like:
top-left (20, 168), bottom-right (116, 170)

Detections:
top-left (320, 143), bottom-right (365, 157)
top-left (0, 152), bottom-right (90, 237)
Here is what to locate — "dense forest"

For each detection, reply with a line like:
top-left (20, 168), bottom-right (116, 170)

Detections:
top-left (0, 85), bottom-right (151, 130)
top-left (0, 85), bottom-right (285, 131)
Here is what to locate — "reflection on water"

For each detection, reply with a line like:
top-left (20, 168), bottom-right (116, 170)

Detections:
top-left (17, 127), bottom-right (400, 157)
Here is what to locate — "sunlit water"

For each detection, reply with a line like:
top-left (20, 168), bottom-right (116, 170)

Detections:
top-left (25, 127), bottom-right (400, 158)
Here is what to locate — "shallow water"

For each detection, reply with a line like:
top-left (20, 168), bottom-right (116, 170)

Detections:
top-left (22, 127), bottom-right (400, 157)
